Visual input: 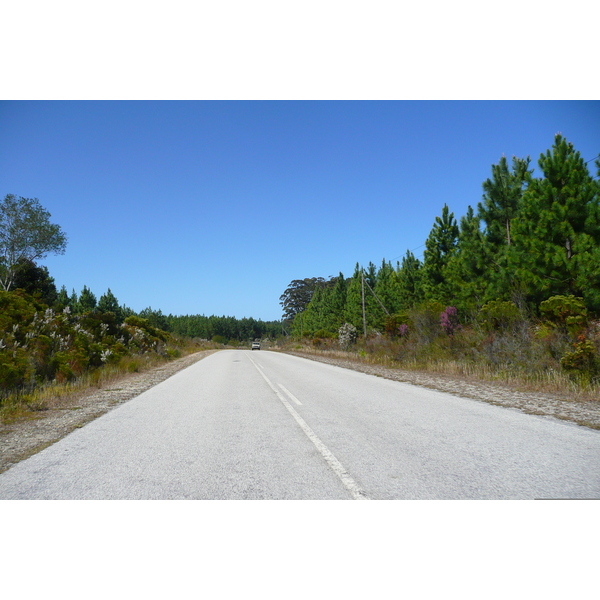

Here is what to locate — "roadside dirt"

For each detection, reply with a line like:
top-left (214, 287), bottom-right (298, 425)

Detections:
top-left (0, 350), bottom-right (216, 474)
top-left (283, 351), bottom-right (600, 431)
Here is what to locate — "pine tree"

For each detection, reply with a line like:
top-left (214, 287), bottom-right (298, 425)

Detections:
top-left (69, 288), bottom-right (79, 312)
top-left (510, 134), bottom-right (600, 310)
top-left (78, 285), bottom-right (97, 313)
top-left (56, 285), bottom-right (70, 309)
top-left (373, 260), bottom-right (401, 327)
top-left (445, 206), bottom-right (490, 313)
top-left (344, 264), bottom-right (367, 331)
top-left (98, 288), bottom-right (123, 321)
top-left (319, 273), bottom-right (348, 333)
top-left (396, 250), bottom-right (424, 309)
top-left (422, 204), bottom-right (459, 304)
top-left (478, 155), bottom-right (532, 248)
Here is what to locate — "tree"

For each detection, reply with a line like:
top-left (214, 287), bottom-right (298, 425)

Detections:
top-left (396, 250), bottom-right (424, 308)
top-left (478, 155), bottom-right (532, 248)
top-left (0, 194), bottom-right (67, 291)
top-left (139, 307), bottom-right (169, 331)
top-left (445, 206), bottom-right (490, 313)
top-left (509, 134), bottom-right (600, 311)
top-left (373, 260), bottom-right (400, 326)
top-left (279, 277), bottom-right (326, 322)
top-left (98, 288), bottom-right (123, 321)
top-left (11, 257), bottom-right (58, 306)
top-left (56, 285), bottom-right (70, 310)
top-left (476, 155), bottom-right (532, 304)
top-left (315, 273), bottom-right (348, 334)
top-left (422, 204), bottom-right (459, 304)
top-left (343, 263), bottom-right (380, 333)
top-left (77, 285), bottom-right (97, 313)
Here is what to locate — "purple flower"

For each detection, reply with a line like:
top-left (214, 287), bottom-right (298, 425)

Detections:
top-left (440, 306), bottom-right (461, 336)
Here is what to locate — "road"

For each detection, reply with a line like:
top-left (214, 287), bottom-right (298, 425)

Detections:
top-left (1, 349), bottom-right (599, 499)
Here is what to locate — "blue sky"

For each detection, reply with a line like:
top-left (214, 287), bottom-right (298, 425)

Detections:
top-left (1, 101), bottom-right (599, 321)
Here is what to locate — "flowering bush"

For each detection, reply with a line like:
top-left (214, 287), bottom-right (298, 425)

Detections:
top-left (440, 306), bottom-right (461, 337)
top-left (338, 323), bottom-right (358, 349)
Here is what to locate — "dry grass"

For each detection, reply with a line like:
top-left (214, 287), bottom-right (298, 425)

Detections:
top-left (277, 339), bottom-right (600, 403)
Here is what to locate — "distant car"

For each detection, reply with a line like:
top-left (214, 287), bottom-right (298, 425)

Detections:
top-left (251, 341), bottom-right (261, 351)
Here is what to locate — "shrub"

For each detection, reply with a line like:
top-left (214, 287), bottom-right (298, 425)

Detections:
top-left (313, 329), bottom-right (335, 339)
top-left (478, 300), bottom-right (522, 332)
top-left (408, 300), bottom-right (444, 344)
top-left (540, 295), bottom-right (588, 337)
top-left (384, 312), bottom-right (409, 336)
top-left (338, 323), bottom-right (358, 349)
top-left (560, 335), bottom-right (600, 381)
top-left (440, 306), bottom-right (461, 337)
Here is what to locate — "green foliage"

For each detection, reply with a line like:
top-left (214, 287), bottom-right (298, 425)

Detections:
top-left (384, 312), bottom-right (409, 336)
top-left (0, 290), bottom-right (181, 403)
top-left (396, 251), bottom-right (424, 308)
top-left (509, 135), bottom-right (600, 309)
top-left (560, 335), bottom-right (600, 381)
top-left (167, 313), bottom-right (282, 341)
top-left (313, 328), bottom-right (335, 339)
top-left (12, 258), bottom-right (58, 306)
top-left (408, 300), bottom-right (444, 344)
top-left (478, 300), bottom-right (522, 332)
top-left (211, 334), bottom-right (228, 345)
top-left (77, 285), bottom-right (97, 313)
top-left (422, 204), bottom-right (459, 304)
top-left (280, 277), bottom-right (328, 322)
top-left (445, 206), bottom-right (490, 312)
top-left (124, 315), bottom-right (167, 343)
top-left (138, 306), bottom-right (168, 331)
top-left (97, 288), bottom-right (123, 321)
top-left (478, 154), bottom-right (532, 248)
top-left (0, 194), bottom-right (67, 291)
top-left (539, 295), bottom-right (588, 337)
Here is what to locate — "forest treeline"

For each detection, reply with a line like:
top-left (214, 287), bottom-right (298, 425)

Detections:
top-left (279, 135), bottom-right (600, 384)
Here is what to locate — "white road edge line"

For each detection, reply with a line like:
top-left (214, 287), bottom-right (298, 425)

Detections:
top-left (278, 383), bottom-right (303, 406)
top-left (247, 354), bottom-right (369, 500)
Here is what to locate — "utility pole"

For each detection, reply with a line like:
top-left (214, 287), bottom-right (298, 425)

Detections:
top-left (361, 271), bottom-right (367, 337)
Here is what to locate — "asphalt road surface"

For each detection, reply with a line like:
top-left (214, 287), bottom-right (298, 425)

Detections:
top-left (1, 350), bottom-right (599, 499)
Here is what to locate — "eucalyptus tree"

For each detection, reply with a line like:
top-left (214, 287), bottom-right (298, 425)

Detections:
top-left (279, 277), bottom-right (326, 322)
top-left (0, 194), bottom-right (67, 291)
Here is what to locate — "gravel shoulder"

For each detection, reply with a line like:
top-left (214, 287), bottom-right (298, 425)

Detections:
top-left (0, 350), bottom-right (217, 474)
top-left (280, 350), bottom-right (600, 431)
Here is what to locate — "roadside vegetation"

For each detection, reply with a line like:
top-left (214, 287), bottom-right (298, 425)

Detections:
top-left (276, 298), bottom-right (600, 402)
top-left (0, 288), bottom-right (216, 422)
top-left (278, 135), bottom-right (600, 400)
